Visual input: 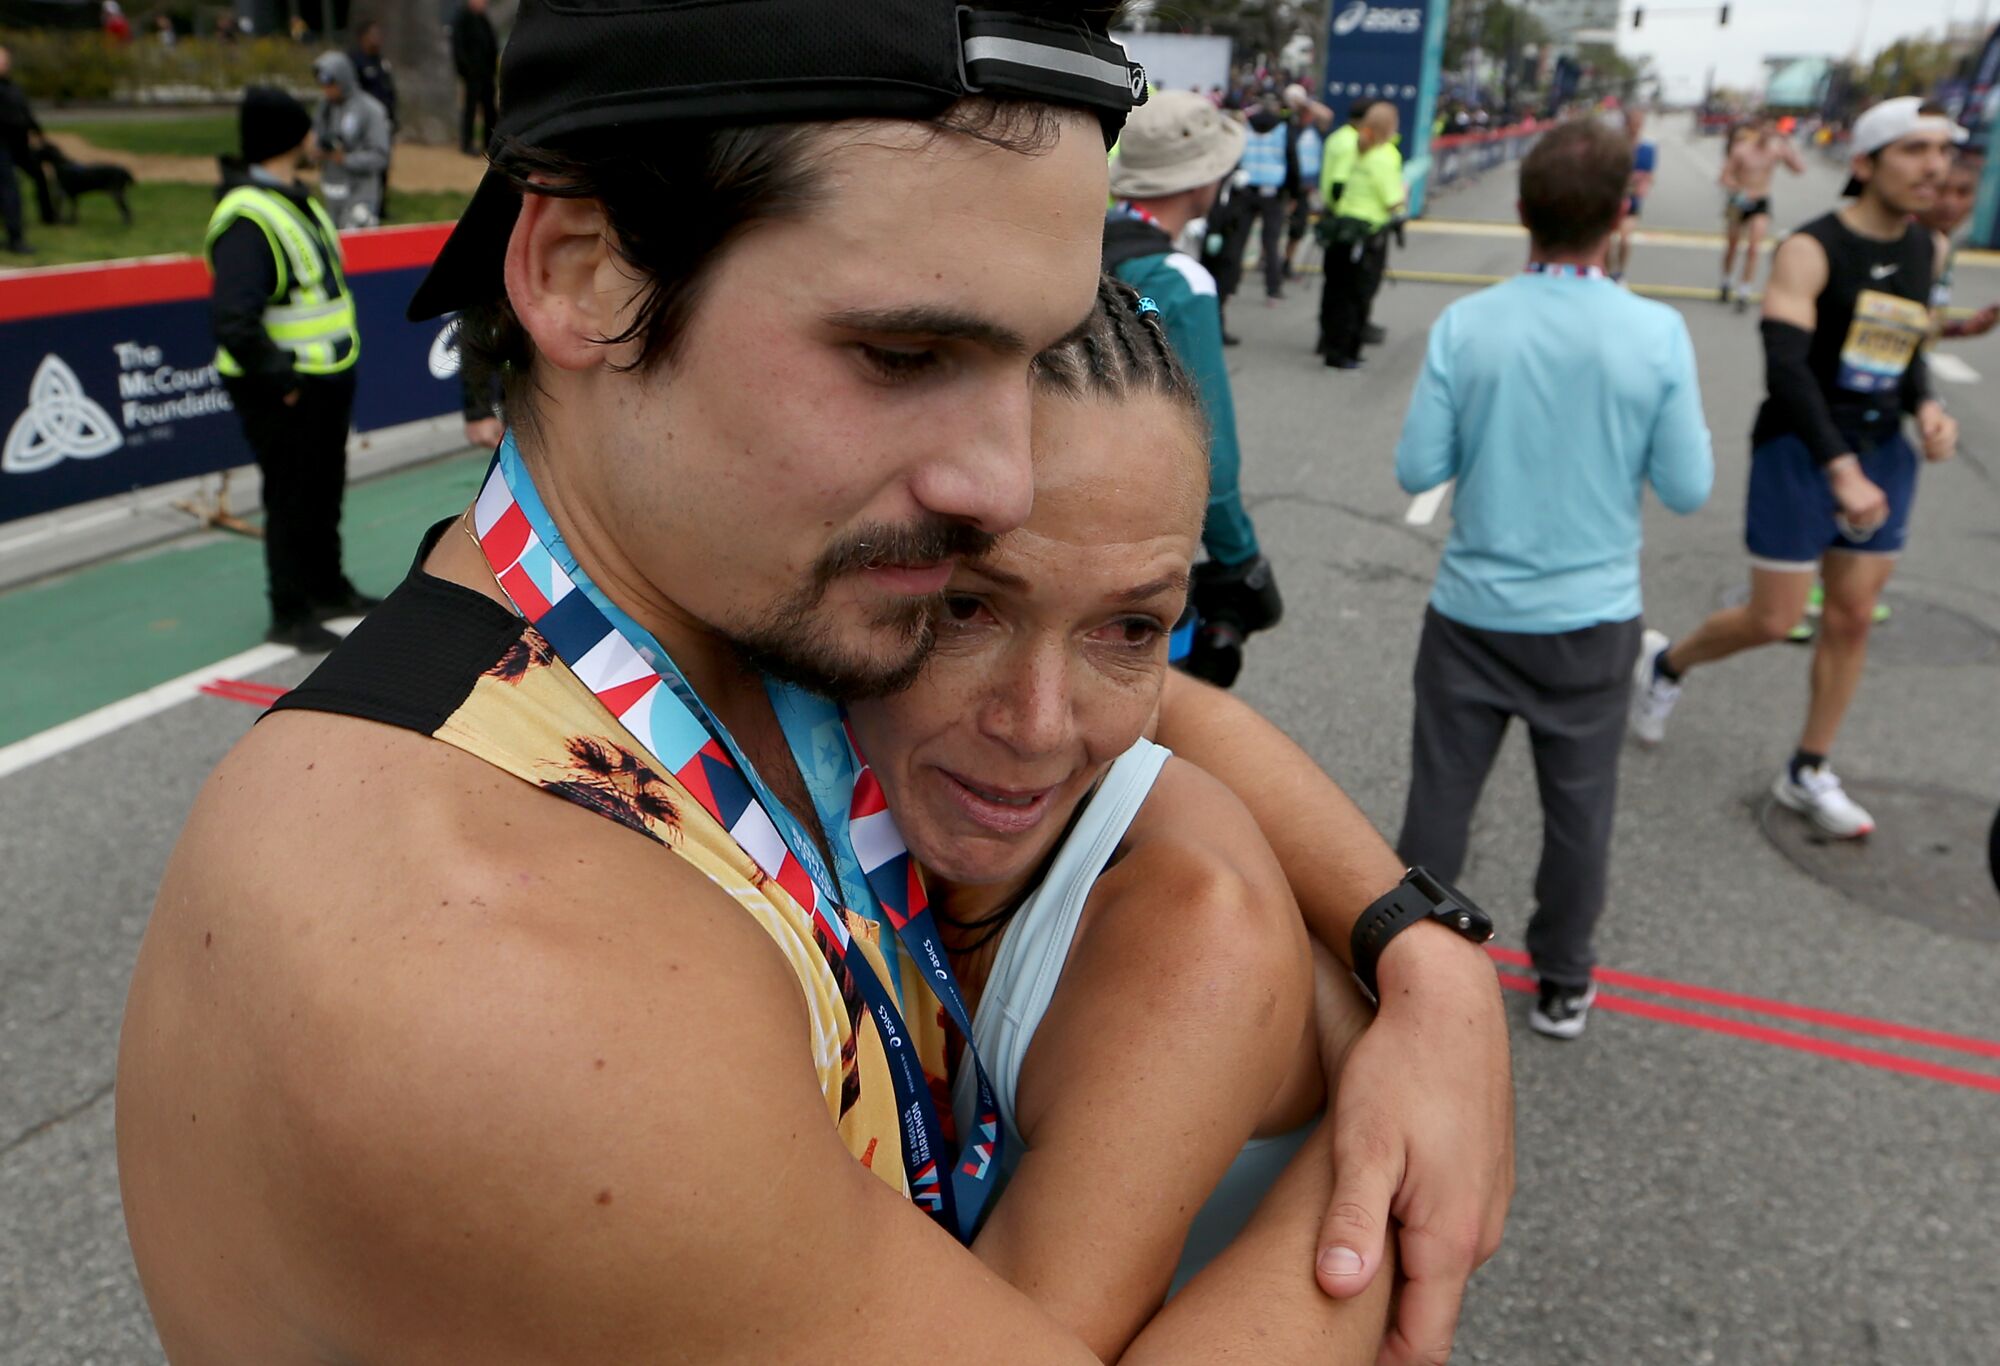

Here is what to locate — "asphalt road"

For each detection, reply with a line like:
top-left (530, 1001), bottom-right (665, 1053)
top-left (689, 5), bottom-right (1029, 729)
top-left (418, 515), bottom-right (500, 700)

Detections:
top-left (3, 115), bottom-right (1997, 1363)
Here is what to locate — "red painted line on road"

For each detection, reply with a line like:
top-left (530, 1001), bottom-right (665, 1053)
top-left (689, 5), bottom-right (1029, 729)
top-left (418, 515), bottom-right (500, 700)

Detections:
top-left (1487, 945), bottom-right (2000, 1063)
top-left (1494, 972), bottom-right (2000, 1095)
top-left (197, 679), bottom-right (286, 707)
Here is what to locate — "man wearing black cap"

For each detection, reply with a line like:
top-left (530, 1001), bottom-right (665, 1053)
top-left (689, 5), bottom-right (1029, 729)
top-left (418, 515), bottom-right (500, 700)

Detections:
top-left (202, 86), bottom-right (372, 651)
top-left (121, 8), bottom-right (1513, 1362)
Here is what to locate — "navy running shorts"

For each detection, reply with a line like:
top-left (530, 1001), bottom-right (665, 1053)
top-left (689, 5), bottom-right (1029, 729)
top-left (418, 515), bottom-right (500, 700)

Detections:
top-left (1744, 431), bottom-right (1917, 569)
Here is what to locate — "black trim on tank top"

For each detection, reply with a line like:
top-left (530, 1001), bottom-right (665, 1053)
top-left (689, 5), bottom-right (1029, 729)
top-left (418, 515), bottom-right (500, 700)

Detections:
top-left (264, 518), bottom-right (529, 736)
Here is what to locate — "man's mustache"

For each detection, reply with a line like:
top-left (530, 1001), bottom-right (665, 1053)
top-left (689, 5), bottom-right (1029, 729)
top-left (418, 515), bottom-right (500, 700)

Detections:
top-left (813, 518), bottom-right (996, 586)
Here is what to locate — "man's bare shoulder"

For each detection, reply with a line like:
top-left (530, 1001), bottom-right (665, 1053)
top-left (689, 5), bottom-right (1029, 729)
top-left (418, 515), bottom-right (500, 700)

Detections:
top-left (123, 710), bottom-right (849, 1358)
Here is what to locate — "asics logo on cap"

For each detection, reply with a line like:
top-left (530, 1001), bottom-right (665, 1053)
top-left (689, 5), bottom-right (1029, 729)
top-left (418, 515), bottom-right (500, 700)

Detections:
top-left (1129, 64), bottom-right (1148, 101)
top-left (1869, 264), bottom-right (1898, 280)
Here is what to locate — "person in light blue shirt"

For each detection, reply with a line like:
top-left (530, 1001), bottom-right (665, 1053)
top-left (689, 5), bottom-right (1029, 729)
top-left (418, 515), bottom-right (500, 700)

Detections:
top-left (1391, 118), bottom-right (1713, 1041)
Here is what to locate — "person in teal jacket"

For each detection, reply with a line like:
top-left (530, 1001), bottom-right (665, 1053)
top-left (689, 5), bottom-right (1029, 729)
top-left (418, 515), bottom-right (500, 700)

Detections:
top-left (1105, 90), bottom-right (1282, 687)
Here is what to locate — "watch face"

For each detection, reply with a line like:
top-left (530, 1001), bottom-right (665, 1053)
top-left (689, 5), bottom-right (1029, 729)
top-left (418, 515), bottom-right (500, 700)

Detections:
top-left (1412, 867), bottom-right (1494, 943)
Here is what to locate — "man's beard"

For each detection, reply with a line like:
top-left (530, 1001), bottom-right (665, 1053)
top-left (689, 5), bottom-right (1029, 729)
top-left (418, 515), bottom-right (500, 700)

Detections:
top-left (728, 516), bottom-right (994, 702)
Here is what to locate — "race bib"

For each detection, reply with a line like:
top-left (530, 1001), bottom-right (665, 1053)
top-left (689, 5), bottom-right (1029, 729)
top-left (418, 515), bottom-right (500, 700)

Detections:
top-left (1836, 290), bottom-right (1929, 396)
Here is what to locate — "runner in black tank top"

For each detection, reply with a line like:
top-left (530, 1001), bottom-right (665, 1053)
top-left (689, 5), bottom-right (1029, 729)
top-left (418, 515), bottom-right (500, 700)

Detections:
top-left (1630, 97), bottom-right (1964, 840)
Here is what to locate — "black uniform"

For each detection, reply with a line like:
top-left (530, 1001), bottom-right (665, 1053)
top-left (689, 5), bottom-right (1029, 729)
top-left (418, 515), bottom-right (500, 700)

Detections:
top-left (452, 6), bottom-right (501, 154)
top-left (209, 163), bottom-right (363, 633)
top-left (0, 73), bottom-right (55, 246)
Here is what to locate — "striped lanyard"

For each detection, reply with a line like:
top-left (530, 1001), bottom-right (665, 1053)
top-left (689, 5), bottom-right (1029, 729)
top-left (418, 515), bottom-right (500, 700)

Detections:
top-left (1524, 262), bottom-right (1607, 280)
top-left (472, 437), bottom-right (1004, 1241)
top-left (1113, 199), bottom-right (1165, 230)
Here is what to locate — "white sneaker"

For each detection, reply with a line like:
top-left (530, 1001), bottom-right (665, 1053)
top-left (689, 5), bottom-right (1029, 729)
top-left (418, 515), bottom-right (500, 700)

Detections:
top-left (1629, 629), bottom-right (1680, 747)
top-left (1772, 763), bottom-right (1875, 838)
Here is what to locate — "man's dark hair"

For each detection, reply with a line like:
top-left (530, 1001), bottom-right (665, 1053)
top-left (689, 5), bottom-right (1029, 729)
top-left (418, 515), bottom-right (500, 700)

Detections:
top-left (1518, 118), bottom-right (1631, 253)
top-left (354, 17), bottom-right (380, 38)
top-left (458, 101), bottom-right (1068, 432)
top-left (1347, 99), bottom-right (1373, 124)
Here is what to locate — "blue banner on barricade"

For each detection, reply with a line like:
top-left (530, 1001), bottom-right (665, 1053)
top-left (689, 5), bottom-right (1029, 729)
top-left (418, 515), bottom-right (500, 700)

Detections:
top-left (0, 225), bottom-right (461, 525)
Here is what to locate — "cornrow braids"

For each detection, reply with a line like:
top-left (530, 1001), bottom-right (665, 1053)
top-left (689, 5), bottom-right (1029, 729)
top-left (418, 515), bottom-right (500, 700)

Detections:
top-left (1032, 276), bottom-right (1206, 443)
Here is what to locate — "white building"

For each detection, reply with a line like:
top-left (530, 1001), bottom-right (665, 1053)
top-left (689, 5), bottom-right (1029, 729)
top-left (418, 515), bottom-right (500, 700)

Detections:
top-left (1524, 0), bottom-right (1621, 50)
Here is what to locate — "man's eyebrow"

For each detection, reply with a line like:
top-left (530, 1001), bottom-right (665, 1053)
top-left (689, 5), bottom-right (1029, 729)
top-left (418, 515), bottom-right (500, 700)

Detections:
top-left (824, 305), bottom-right (1027, 355)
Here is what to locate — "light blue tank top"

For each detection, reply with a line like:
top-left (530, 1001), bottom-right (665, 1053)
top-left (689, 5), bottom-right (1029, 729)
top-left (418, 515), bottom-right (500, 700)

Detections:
top-left (950, 737), bottom-right (1312, 1291)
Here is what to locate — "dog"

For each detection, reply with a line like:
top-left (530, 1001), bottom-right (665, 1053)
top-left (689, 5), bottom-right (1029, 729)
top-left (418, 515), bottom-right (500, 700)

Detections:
top-left (34, 143), bottom-right (136, 225)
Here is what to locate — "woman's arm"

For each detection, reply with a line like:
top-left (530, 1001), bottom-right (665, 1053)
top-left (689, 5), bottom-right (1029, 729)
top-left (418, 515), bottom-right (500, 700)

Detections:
top-left (1123, 1117), bottom-right (1395, 1365)
top-left (971, 759), bottom-right (1322, 1360)
top-left (1153, 671), bottom-right (1514, 1364)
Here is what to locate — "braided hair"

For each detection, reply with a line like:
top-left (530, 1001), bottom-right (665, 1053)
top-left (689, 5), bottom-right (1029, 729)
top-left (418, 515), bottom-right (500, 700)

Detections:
top-left (1032, 275), bottom-right (1209, 461)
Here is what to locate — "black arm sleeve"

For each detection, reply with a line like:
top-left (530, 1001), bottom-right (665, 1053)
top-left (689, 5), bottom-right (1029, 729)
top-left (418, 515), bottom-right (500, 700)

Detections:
top-left (208, 219), bottom-right (294, 383)
top-left (1761, 320), bottom-right (1850, 467)
top-left (1898, 347), bottom-right (1931, 415)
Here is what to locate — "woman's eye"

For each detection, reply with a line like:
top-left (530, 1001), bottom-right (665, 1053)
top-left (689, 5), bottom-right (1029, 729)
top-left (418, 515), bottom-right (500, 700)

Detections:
top-left (858, 344), bottom-right (941, 382)
top-left (1095, 617), bottom-right (1164, 650)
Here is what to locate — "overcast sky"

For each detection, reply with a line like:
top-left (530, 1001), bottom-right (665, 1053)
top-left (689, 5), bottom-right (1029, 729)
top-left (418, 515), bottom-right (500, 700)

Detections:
top-left (1613, 0), bottom-right (1990, 100)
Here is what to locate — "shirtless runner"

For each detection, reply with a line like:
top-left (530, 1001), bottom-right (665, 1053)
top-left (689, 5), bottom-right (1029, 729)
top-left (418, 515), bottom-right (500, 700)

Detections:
top-left (115, 4), bottom-right (1513, 1362)
top-left (1720, 114), bottom-right (1805, 311)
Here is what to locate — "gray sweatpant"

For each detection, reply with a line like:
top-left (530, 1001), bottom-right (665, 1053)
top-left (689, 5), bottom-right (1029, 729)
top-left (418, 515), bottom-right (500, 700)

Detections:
top-left (1394, 607), bottom-right (1642, 990)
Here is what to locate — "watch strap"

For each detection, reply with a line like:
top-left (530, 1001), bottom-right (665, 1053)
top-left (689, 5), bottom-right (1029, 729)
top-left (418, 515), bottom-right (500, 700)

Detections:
top-left (1350, 879), bottom-right (1438, 1000)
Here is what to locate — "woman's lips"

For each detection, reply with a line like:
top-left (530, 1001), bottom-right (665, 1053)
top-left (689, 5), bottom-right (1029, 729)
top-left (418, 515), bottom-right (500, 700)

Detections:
top-left (937, 768), bottom-right (1059, 837)
top-left (860, 561), bottom-right (954, 595)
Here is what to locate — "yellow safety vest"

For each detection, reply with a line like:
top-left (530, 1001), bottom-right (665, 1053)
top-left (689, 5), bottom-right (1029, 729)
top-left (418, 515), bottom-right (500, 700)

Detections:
top-left (203, 185), bottom-right (360, 378)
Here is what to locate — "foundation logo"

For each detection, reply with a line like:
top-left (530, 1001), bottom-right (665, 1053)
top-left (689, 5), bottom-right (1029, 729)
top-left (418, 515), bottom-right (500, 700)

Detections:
top-left (4, 354), bottom-right (123, 474)
top-left (428, 317), bottom-right (464, 380)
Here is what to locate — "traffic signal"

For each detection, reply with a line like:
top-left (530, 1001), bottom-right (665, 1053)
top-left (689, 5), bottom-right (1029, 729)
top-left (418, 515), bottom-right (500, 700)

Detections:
top-left (1719, 4), bottom-right (1730, 23)
top-left (1634, 6), bottom-right (1644, 26)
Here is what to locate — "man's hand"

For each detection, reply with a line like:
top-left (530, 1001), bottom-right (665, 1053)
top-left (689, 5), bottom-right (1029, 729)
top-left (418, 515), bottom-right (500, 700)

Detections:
top-left (1960, 304), bottom-right (2000, 339)
top-left (1317, 927), bottom-right (1513, 1365)
top-left (1915, 399), bottom-right (1958, 463)
top-left (1825, 454), bottom-right (1888, 533)
top-left (282, 387), bottom-right (302, 407)
top-left (326, 146), bottom-right (345, 164)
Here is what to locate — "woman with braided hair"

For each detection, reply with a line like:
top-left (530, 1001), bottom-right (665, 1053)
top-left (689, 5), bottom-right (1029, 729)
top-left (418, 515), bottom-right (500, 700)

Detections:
top-left (845, 277), bottom-right (1387, 1362)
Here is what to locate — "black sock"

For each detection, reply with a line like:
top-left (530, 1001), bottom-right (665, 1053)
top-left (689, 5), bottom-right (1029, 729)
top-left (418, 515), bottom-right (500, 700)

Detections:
top-left (1654, 644), bottom-right (1682, 683)
top-left (1790, 749), bottom-right (1827, 782)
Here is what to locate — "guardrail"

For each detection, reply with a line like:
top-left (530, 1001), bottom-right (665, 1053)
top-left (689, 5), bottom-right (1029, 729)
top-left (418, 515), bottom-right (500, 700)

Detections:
top-left (1428, 123), bottom-right (1546, 192)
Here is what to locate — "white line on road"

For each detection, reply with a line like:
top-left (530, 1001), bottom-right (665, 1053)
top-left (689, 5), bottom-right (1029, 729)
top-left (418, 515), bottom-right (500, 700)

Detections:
top-left (0, 642), bottom-right (297, 781)
top-left (1928, 352), bottom-right (1982, 385)
top-left (1405, 483), bottom-right (1451, 525)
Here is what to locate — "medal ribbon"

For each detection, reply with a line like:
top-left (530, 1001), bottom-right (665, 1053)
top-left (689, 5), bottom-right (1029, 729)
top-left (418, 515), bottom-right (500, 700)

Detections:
top-left (471, 436), bottom-right (1003, 1240)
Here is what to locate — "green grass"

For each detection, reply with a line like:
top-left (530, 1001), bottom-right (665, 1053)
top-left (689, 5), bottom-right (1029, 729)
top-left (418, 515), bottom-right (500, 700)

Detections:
top-left (0, 182), bottom-right (472, 268)
top-left (45, 113), bottom-right (237, 159)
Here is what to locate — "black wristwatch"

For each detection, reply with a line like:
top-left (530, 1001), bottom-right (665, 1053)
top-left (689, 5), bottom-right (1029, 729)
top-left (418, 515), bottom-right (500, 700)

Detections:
top-left (1349, 867), bottom-right (1494, 1000)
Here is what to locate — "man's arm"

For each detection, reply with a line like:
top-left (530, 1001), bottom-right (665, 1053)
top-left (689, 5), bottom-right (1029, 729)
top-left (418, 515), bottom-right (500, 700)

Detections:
top-left (339, 103), bottom-right (391, 175)
top-left (1647, 318), bottom-right (1715, 515)
top-left (1156, 266), bottom-right (1260, 565)
top-left (1153, 672), bottom-right (1514, 1366)
top-left (1779, 137), bottom-right (1806, 174)
top-left (208, 220), bottom-right (294, 384)
top-left (1395, 313), bottom-right (1459, 494)
top-left (1760, 233), bottom-right (1890, 528)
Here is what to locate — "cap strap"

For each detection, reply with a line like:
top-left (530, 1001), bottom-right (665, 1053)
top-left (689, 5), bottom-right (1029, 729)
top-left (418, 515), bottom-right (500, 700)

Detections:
top-left (959, 9), bottom-right (1147, 110)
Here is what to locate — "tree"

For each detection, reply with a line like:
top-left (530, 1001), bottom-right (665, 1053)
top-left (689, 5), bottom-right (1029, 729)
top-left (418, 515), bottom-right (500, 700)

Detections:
top-left (1136, 0), bottom-right (1319, 72)
top-left (377, 3), bottom-right (457, 145)
top-left (1444, 1), bottom-right (1548, 75)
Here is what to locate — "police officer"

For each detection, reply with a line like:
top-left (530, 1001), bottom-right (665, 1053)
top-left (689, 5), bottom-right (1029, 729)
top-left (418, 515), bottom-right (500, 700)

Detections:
top-left (206, 86), bottom-right (371, 651)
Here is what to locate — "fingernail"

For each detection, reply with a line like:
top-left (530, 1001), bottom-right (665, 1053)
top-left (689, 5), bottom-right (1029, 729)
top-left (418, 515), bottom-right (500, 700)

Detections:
top-left (1319, 1246), bottom-right (1364, 1277)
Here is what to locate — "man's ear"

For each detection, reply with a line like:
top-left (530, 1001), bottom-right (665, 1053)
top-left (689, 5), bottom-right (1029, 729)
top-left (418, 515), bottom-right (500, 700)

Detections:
top-left (503, 193), bottom-right (635, 373)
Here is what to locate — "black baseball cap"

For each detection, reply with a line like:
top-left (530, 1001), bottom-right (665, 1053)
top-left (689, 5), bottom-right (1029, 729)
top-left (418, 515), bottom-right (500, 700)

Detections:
top-left (408, 0), bottom-right (1147, 321)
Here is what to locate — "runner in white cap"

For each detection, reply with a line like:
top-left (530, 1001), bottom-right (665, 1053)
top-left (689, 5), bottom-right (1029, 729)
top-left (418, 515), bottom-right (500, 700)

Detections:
top-left (1633, 98), bottom-right (1964, 839)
